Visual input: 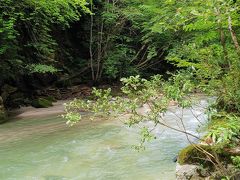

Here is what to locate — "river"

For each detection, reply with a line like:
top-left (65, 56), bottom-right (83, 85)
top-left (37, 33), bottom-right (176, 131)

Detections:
top-left (0, 99), bottom-right (208, 180)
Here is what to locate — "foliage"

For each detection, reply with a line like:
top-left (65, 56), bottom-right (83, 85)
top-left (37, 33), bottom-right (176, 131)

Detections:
top-left (103, 45), bottom-right (137, 78)
top-left (231, 156), bottom-right (240, 169)
top-left (63, 72), bottom-right (198, 150)
top-left (215, 69), bottom-right (240, 112)
top-left (205, 115), bottom-right (240, 146)
top-left (0, 0), bottom-right (89, 83)
top-left (1, 0), bottom-right (238, 176)
top-left (86, 0), bottom-right (174, 81)
top-left (0, 0), bottom-right (240, 175)
top-left (27, 64), bottom-right (58, 74)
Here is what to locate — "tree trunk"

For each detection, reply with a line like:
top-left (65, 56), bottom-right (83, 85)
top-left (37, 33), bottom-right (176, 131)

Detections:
top-left (228, 15), bottom-right (240, 56)
top-left (215, 7), bottom-right (230, 68)
top-left (89, 1), bottom-right (95, 81)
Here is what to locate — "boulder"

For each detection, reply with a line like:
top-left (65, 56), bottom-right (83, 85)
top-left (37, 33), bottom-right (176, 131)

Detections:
top-left (178, 144), bottom-right (214, 166)
top-left (31, 97), bottom-right (53, 108)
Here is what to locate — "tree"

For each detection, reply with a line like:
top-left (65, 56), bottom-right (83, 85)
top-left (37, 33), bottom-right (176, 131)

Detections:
top-left (0, 0), bottom-right (89, 84)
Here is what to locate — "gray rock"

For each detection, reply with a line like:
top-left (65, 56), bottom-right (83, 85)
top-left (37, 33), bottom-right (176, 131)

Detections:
top-left (176, 163), bottom-right (200, 180)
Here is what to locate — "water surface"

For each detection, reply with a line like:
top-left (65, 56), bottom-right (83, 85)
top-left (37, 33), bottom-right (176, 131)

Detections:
top-left (0, 99), bottom-right (207, 180)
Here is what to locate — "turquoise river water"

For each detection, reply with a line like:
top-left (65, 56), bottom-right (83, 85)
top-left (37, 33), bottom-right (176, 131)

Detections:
top-left (0, 99), bottom-right (208, 180)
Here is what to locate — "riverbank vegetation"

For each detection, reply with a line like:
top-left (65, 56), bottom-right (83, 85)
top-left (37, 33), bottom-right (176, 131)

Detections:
top-left (1, 0), bottom-right (240, 178)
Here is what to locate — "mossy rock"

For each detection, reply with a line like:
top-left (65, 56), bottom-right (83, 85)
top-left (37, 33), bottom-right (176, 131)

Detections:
top-left (31, 98), bottom-right (53, 108)
top-left (178, 144), bottom-right (216, 166)
top-left (178, 144), bottom-right (232, 169)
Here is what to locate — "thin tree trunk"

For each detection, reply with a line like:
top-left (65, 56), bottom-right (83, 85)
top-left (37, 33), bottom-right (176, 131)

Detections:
top-left (96, 20), bottom-right (104, 81)
top-left (130, 44), bottom-right (147, 63)
top-left (215, 8), bottom-right (230, 68)
top-left (220, 29), bottom-right (229, 63)
top-left (89, 1), bottom-right (95, 81)
top-left (228, 15), bottom-right (240, 55)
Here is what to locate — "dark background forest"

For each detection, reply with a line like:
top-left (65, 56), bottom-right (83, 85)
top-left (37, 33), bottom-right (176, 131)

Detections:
top-left (1, 0), bottom-right (240, 115)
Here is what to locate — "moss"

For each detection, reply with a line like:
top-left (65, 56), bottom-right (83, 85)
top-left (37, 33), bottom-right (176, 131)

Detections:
top-left (178, 144), bottom-right (232, 169)
top-left (178, 144), bottom-right (215, 166)
top-left (31, 98), bottom-right (53, 108)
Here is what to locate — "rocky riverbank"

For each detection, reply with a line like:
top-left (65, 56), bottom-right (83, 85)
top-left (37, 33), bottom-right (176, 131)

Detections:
top-left (176, 140), bottom-right (240, 179)
top-left (11, 100), bottom-right (68, 119)
top-left (0, 84), bottom-right (94, 123)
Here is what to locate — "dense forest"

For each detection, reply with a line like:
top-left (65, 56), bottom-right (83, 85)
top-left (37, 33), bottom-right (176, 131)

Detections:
top-left (1, 0), bottom-right (239, 108)
top-left (1, 0), bottom-right (240, 179)
top-left (0, 0), bottom-right (175, 110)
